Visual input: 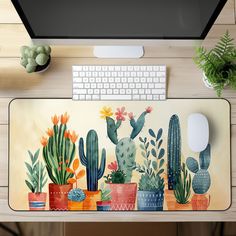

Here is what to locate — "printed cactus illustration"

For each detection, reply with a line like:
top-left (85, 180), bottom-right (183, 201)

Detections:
top-left (42, 112), bottom-right (78, 185)
top-left (101, 106), bottom-right (152, 183)
top-left (186, 144), bottom-right (211, 194)
top-left (79, 130), bottom-right (106, 191)
top-left (167, 114), bottom-right (181, 190)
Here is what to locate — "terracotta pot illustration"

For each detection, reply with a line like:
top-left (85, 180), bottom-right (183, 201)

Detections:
top-left (28, 192), bottom-right (47, 210)
top-left (175, 202), bottom-right (192, 210)
top-left (191, 193), bottom-right (210, 210)
top-left (67, 188), bottom-right (86, 211)
top-left (109, 183), bottom-right (137, 210)
top-left (68, 200), bottom-right (84, 210)
top-left (165, 189), bottom-right (176, 210)
top-left (49, 183), bottom-right (72, 210)
top-left (96, 201), bottom-right (111, 211)
top-left (83, 190), bottom-right (101, 210)
top-left (138, 190), bottom-right (164, 211)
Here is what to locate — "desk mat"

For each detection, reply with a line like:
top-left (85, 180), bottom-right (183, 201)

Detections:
top-left (9, 99), bottom-right (231, 211)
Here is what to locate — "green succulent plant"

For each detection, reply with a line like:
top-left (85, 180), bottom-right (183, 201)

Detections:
top-left (25, 149), bottom-right (47, 193)
top-left (20, 45), bottom-right (51, 73)
top-left (104, 169), bottom-right (126, 184)
top-left (100, 183), bottom-right (112, 201)
top-left (194, 30), bottom-right (236, 97)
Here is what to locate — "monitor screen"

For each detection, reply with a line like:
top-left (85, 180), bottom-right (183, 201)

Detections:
top-left (12, 0), bottom-right (226, 39)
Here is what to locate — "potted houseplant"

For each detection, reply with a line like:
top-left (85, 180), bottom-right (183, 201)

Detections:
top-left (136, 128), bottom-right (165, 211)
top-left (96, 182), bottom-right (112, 211)
top-left (41, 112), bottom-right (78, 210)
top-left (101, 106), bottom-right (152, 210)
top-left (79, 129), bottom-right (106, 210)
top-left (25, 149), bottom-right (47, 210)
top-left (174, 163), bottom-right (192, 210)
top-left (194, 30), bottom-right (236, 97)
top-left (66, 158), bottom-right (86, 210)
top-left (104, 161), bottom-right (137, 211)
top-left (186, 144), bottom-right (211, 210)
top-left (20, 45), bottom-right (51, 73)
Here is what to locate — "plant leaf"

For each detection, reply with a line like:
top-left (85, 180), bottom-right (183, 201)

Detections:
top-left (139, 137), bottom-right (144, 142)
top-left (151, 148), bottom-right (157, 157)
top-left (148, 129), bottom-right (156, 138)
top-left (159, 159), bottom-right (164, 168)
top-left (158, 139), bottom-right (163, 149)
top-left (152, 161), bottom-right (157, 171)
top-left (25, 180), bottom-right (35, 192)
top-left (25, 162), bottom-right (33, 175)
top-left (66, 167), bottom-right (74, 174)
top-left (157, 168), bottom-right (164, 175)
top-left (76, 170), bottom-right (85, 179)
top-left (156, 128), bottom-right (163, 141)
top-left (158, 148), bottom-right (165, 159)
top-left (150, 140), bottom-right (155, 146)
top-left (67, 178), bottom-right (76, 184)
top-left (73, 159), bottom-right (79, 171)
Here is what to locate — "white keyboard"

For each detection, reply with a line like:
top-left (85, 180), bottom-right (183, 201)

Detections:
top-left (72, 65), bottom-right (166, 101)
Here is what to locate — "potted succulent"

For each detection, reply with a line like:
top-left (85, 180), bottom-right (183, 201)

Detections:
top-left (186, 144), bottom-right (211, 210)
top-left (96, 182), bottom-right (112, 211)
top-left (25, 149), bottom-right (47, 210)
top-left (136, 128), bottom-right (165, 211)
top-left (165, 114), bottom-right (182, 210)
top-left (194, 30), bottom-right (236, 97)
top-left (101, 106), bottom-right (152, 210)
top-left (174, 163), bottom-right (192, 210)
top-left (104, 161), bottom-right (137, 211)
top-left (41, 112), bottom-right (78, 210)
top-left (66, 158), bottom-right (86, 210)
top-left (20, 45), bottom-right (51, 73)
top-left (79, 129), bottom-right (106, 210)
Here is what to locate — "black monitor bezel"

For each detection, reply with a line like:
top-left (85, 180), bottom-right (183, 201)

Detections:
top-left (11, 0), bottom-right (227, 40)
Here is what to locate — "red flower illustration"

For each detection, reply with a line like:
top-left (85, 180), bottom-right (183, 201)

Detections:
top-left (115, 107), bottom-right (127, 121)
top-left (108, 161), bottom-right (118, 171)
top-left (146, 106), bottom-right (153, 113)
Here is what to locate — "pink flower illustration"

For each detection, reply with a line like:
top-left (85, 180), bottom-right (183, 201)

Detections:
top-left (146, 106), bottom-right (153, 113)
top-left (128, 112), bottom-right (134, 120)
top-left (108, 161), bottom-right (118, 171)
top-left (115, 107), bottom-right (127, 121)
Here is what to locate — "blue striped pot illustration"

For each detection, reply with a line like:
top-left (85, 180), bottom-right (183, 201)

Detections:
top-left (28, 192), bottom-right (47, 210)
top-left (137, 190), bottom-right (164, 211)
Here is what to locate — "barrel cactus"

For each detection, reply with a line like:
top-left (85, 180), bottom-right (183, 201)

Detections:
top-left (186, 144), bottom-right (211, 194)
top-left (20, 45), bottom-right (51, 73)
top-left (101, 106), bottom-right (152, 183)
top-left (79, 130), bottom-right (106, 191)
top-left (167, 114), bottom-right (181, 190)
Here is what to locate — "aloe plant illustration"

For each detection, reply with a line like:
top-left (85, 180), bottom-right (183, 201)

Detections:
top-left (41, 112), bottom-right (78, 185)
top-left (101, 106), bottom-right (152, 182)
top-left (25, 149), bottom-right (47, 193)
top-left (174, 163), bottom-right (192, 204)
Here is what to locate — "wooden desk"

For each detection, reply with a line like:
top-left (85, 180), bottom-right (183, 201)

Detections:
top-left (0, 0), bottom-right (236, 221)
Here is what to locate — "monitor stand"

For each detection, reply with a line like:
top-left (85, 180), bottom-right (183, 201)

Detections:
top-left (93, 46), bottom-right (144, 58)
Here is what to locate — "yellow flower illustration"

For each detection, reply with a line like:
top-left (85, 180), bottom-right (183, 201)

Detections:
top-left (100, 106), bottom-right (113, 119)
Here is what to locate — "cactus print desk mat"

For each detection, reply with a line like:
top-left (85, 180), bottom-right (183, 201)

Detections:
top-left (9, 99), bottom-right (231, 211)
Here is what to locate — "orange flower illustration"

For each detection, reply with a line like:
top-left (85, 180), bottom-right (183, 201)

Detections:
top-left (69, 131), bottom-right (78, 143)
top-left (64, 130), bottom-right (71, 139)
top-left (46, 128), bottom-right (53, 137)
top-left (40, 136), bottom-right (48, 147)
top-left (51, 115), bottom-right (59, 125)
top-left (61, 112), bottom-right (70, 124)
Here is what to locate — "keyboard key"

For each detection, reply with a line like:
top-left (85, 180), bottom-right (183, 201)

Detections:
top-left (74, 89), bottom-right (86, 94)
top-left (101, 95), bottom-right (132, 100)
top-left (92, 95), bottom-right (100, 100)
top-left (80, 94), bottom-right (86, 100)
top-left (133, 95), bottom-right (140, 100)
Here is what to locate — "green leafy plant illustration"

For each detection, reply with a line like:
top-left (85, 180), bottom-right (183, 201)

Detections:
top-left (104, 161), bottom-right (126, 184)
top-left (194, 30), bottom-right (236, 96)
top-left (135, 128), bottom-right (165, 191)
top-left (100, 183), bottom-right (112, 201)
top-left (174, 163), bottom-right (191, 204)
top-left (25, 149), bottom-right (47, 193)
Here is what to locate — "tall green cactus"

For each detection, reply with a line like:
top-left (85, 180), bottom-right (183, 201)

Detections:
top-left (186, 144), bottom-right (211, 194)
top-left (79, 130), bottom-right (106, 191)
top-left (105, 107), bottom-right (152, 183)
top-left (167, 114), bottom-right (181, 190)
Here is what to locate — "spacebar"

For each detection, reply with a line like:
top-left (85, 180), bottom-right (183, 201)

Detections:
top-left (100, 95), bottom-right (132, 100)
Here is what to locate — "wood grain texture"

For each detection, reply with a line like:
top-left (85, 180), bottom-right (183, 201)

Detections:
top-left (0, 186), bottom-right (235, 221)
top-left (0, 0), bottom-right (21, 23)
top-left (215, 0), bottom-right (235, 24)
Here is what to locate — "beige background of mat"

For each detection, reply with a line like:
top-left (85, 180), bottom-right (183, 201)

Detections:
top-left (9, 99), bottom-right (231, 210)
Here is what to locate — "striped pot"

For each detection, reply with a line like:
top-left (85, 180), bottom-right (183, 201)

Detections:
top-left (137, 190), bottom-right (164, 211)
top-left (28, 192), bottom-right (47, 210)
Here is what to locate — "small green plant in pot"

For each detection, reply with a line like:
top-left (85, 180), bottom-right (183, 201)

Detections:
top-left (136, 128), bottom-right (165, 211)
top-left (194, 31), bottom-right (236, 97)
top-left (25, 149), bottom-right (47, 210)
top-left (96, 183), bottom-right (112, 211)
top-left (174, 163), bottom-right (192, 210)
top-left (20, 45), bottom-right (51, 73)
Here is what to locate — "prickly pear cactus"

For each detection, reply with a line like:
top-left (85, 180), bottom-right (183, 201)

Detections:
top-left (186, 144), bottom-right (211, 194)
top-left (115, 137), bottom-right (136, 183)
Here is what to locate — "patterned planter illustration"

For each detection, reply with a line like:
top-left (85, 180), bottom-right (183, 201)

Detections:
top-left (165, 189), bottom-right (176, 210)
top-left (96, 201), bottom-right (111, 211)
top-left (191, 194), bottom-right (210, 210)
top-left (175, 202), bottom-right (192, 210)
top-left (49, 183), bottom-right (72, 210)
top-left (137, 190), bottom-right (164, 211)
top-left (83, 190), bottom-right (101, 210)
top-left (68, 188), bottom-right (85, 211)
top-left (28, 192), bottom-right (47, 210)
top-left (109, 183), bottom-right (137, 210)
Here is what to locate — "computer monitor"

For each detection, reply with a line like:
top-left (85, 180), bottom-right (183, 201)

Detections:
top-left (11, 0), bottom-right (227, 58)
